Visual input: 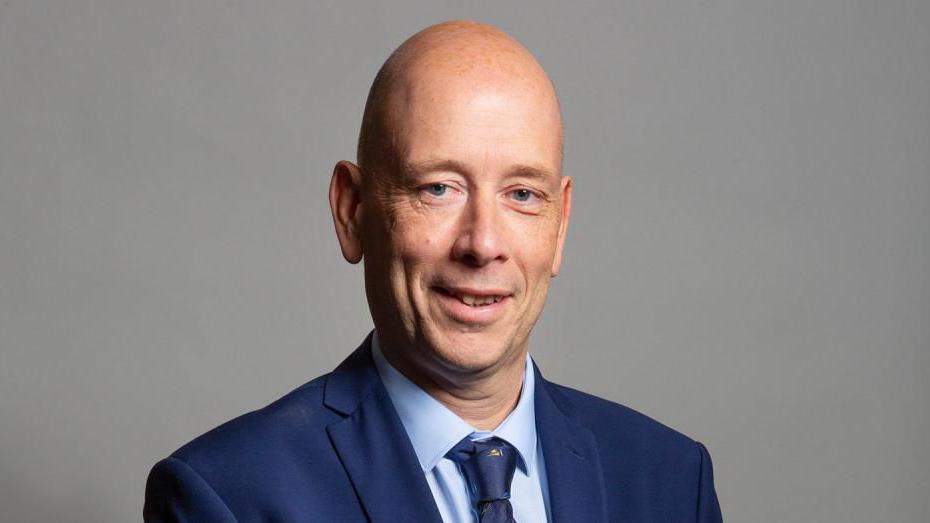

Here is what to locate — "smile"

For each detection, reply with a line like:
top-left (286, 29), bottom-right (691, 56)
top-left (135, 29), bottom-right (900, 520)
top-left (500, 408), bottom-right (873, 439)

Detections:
top-left (436, 287), bottom-right (509, 307)
top-left (452, 291), bottom-right (505, 307)
top-left (433, 286), bottom-right (512, 324)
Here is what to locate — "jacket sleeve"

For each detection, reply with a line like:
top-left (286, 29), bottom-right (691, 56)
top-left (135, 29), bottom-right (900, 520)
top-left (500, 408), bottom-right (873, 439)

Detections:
top-left (143, 456), bottom-right (237, 523)
top-left (696, 441), bottom-right (723, 523)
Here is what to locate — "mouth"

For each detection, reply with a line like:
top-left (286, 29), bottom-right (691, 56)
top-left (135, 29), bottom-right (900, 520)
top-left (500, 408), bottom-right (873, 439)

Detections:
top-left (432, 286), bottom-right (512, 324)
top-left (434, 286), bottom-right (510, 307)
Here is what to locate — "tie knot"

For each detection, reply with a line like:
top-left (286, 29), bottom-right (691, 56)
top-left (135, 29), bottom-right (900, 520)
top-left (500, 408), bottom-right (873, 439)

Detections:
top-left (445, 436), bottom-right (518, 503)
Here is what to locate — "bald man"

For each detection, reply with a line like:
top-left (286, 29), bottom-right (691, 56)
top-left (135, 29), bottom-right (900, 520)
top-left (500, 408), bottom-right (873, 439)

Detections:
top-left (144, 21), bottom-right (722, 523)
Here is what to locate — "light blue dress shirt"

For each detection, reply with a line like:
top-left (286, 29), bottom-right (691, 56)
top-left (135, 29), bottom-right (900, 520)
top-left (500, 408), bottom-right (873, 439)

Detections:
top-left (370, 333), bottom-right (551, 523)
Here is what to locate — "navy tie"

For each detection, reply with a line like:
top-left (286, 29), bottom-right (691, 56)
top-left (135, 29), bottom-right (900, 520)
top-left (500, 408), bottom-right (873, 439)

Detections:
top-left (446, 436), bottom-right (518, 523)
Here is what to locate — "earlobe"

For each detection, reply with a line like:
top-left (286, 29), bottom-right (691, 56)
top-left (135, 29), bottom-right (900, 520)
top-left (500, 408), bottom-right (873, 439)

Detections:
top-left (550, 176), bottom-right (573, 277)
top-left (329, 161), bottom-right (365, 264)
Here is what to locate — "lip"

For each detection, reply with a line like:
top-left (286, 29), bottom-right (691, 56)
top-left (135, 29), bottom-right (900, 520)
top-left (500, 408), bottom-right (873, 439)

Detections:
top-left (433, 286), bottom-right (512, 325)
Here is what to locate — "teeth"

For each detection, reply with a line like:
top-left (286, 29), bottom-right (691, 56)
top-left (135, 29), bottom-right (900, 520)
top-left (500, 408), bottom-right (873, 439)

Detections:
top-left (457, 293), bottom-right (502, 307)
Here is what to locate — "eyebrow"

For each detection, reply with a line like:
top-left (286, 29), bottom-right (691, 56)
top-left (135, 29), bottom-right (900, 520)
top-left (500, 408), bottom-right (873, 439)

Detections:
top-left (400, 159), bottom-right (558, 182)
top-left (399, 159), bottom-right (469, 179)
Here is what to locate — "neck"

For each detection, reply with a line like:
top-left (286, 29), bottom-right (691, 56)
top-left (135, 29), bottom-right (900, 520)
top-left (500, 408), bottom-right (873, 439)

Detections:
top-left (422, 360), bottom-right (525, 431)
top-left (377, 334), bottom-right (527, 431)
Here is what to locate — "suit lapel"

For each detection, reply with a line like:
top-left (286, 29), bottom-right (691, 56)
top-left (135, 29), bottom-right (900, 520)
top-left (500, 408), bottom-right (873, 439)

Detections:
top-left (534, 364), bottom-right (609, 523)
top-left (324, 335), bottom-right (443, 523)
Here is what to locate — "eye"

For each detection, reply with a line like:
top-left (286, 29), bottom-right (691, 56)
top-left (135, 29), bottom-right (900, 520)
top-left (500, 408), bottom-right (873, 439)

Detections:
top-left (510, 188), bottom-right (536, 202)
top-left (423, 183), bottom-right (448, 197)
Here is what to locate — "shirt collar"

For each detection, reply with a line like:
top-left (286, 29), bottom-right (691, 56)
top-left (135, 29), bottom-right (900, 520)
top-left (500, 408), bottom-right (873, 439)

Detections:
top-left (370, 331), bottom-right (539, 476)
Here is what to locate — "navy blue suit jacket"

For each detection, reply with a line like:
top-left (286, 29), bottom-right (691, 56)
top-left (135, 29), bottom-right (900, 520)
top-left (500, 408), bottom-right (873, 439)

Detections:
top-left (145, 335), bottom-right (722, 522)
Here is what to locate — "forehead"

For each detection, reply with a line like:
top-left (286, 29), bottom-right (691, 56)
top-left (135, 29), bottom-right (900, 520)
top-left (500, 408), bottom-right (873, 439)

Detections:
top-left (389, 72), bottom-right (563, 179)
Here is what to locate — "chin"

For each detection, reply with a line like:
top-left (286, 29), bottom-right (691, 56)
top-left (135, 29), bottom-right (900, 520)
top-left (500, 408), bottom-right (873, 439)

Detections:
top-left (425, 328), bottom-right (516, 372)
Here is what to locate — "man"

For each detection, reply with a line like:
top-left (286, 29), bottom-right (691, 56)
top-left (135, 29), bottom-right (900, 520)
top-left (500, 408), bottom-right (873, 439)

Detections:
top-left (144, 20), bottom-right (722, 522)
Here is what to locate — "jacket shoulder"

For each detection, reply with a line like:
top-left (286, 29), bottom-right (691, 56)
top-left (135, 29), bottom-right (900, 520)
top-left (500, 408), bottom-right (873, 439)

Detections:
top-left (145, 372), bottom-right (369, 520)
top-left (547, 380), bottom-right (696, 438)
top-left (165, 373), bottom-right (338, 481)
top-left (543, 381), bottom-right (721, 520)
top-left (545, 380), bottom-right (703, 459)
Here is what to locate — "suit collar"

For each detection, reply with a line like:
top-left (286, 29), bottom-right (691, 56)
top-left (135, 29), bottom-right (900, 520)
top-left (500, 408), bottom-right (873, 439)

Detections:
top-left (322, 332), bottom-right (382, 415)
top-left (533, 361), bottom-right (609, 523)
top-left (323, 334), bottom-right (608, 523)
top-left (324, 333), bottom-right (444, 523)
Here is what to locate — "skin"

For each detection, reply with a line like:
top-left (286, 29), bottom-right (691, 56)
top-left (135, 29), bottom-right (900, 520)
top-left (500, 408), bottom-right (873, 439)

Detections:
top-left (329, 21), bottom-right (572, 430)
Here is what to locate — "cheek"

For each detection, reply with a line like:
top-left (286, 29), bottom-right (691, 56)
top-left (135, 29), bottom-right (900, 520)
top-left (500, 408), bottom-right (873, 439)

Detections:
top-left (393, 223), bottom-right (442, 262)
top-left (513, 216), bottom-right (561, 268)
top-left (392, 207), bottom-right (458, 259)
top-left (388, 218), bottom-right (455, 294)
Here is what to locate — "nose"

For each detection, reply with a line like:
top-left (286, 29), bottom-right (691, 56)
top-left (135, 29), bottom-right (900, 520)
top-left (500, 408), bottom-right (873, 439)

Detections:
top-left (451, 192), bottom-right (509, 267)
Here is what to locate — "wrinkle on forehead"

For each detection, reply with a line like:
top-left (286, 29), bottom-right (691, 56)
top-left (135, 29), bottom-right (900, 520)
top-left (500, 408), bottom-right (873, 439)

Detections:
top-left (357, 20), bottom-right (563, 176)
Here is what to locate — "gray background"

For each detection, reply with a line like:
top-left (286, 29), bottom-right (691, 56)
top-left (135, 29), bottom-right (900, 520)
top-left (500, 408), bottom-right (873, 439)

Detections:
top-left (1, 1), bottom-right (927, 521)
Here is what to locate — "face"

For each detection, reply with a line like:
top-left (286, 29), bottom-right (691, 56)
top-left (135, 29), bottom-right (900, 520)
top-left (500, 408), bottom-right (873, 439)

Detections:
top-left (341, 71), bottom-right (571, 378)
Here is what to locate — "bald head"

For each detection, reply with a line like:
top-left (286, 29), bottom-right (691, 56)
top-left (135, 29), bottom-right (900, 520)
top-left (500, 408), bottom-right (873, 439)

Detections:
top-left (357, 21), bottom-right (562, 175)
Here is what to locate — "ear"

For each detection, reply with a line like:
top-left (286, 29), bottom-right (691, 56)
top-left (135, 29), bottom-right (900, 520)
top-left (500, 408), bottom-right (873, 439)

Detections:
top-left (550, 175), bottom-right (573, 277)
top-left (329, 160), bottom-right (365, 264)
